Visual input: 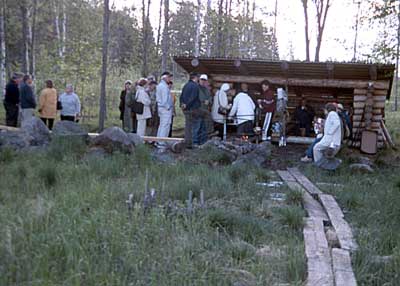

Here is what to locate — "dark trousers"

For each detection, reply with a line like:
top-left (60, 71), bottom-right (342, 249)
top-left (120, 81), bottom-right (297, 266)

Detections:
top-left (184, 111), bottom-right (193, 147)
top-left (237, 120), bottom-right (254, 137)
top-left (131, 113), bottom-right (137, 133)
top-left (40, 118), bottom-right (55, 130)
top-left (3, 101), bottom-right (19, 127)
top-left (61, 115), bottom-right (75, 122)
top-left (168, 116), bottom-right (174, 137)
top-left (214, 122), bottom-right (224, 140)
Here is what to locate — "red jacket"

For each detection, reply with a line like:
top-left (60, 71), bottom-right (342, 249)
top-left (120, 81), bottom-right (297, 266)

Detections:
top-left (260, 89), bottom-right (275, 113)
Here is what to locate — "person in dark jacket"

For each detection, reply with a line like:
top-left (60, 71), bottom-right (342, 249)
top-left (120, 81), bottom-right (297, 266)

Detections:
top-left (198, 74), bottom-right (213, 144)
top-left (20, 74), bottom-right (36, 123)
top-left (258, 80), bottom-right (276, 141)
top-left (294, 98), bottom-right (315, 137)
top-left (3, 72), bottom-right (23, 126)
top-left (119, 80), bottom-right (132, 130)
top-left (180, 72), bottom-right (201, 148)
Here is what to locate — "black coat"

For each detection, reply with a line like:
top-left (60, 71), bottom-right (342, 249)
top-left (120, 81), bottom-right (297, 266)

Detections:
top-left (20, 82), bottom-right (36, 109)
top-left (119, 90), bottom-right (126, 120)
top-left (4, 80), bottom-right (20, 105)
top-left (180, 80), bottom-right (201, 111)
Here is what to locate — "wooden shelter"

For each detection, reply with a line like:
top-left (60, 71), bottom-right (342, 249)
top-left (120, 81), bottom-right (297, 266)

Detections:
top-left (173, 57), bottom-right (395, 148)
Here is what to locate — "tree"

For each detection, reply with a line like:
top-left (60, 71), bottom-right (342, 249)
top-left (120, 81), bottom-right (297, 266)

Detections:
top-left (20, 0), bottom-right (31, 73)
top-left (301, 0), bottom-right (310, 61)
top-left (313, 0), bottom-right (331, 62)
top-left (216, 0), bottom-right (224, 57)
top-left (194, 0), bottom-right (201, 57)
top-left (29, 0), bottom-right (38, 77)
top-left (205, 0), bottom-right (212, 57)
top-left (161, 0), bottom-right (169, 72)
top-left (99, 0), bottom-right (110, 132)
top-left (0, 0), bottom-right (6, 97)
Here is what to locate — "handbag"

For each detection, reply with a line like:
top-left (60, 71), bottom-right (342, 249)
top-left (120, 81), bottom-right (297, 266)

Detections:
top-left (217, 91), bottom-right (228, 115)
top-left (130, 92), bottom-right (144, 115)
top-left (57, 100), bottom-right (62, 110)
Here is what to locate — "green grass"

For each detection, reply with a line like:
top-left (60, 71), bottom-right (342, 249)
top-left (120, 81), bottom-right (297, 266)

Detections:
top-left (0, 142), bottom-right (305, 285)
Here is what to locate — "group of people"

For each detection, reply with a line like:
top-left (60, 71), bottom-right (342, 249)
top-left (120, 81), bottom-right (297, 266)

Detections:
top-left (3, 72), bottom-right (81, 129)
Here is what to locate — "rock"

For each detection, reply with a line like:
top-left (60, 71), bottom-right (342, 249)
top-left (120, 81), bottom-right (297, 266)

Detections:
top-left (233, 141), bottom-right (271, 167)
top-left (352, 156), bottom-right (376, 168)
top-left (349, 163), bottom-right (374, 174)
top-left (315, 157), bottom-right (342, 171)
top-left (52, 121), bottom-right (89, 142)
top-left (91, 127), bottom-right (134, 153)
top-left (20, 117), bottom-right (51, 146)
top-left (151, 148), bottom-right (176, 164)
top-left (127, 133), bottom-right (144, 146)
top-left (325, 228), bottom-right (340, 248)
top-left (0, 130), bottom-right (33, 150)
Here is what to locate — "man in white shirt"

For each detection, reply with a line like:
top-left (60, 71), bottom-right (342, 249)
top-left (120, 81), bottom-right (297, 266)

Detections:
top-left (229, 88), bottom-right (256, 137)
top-left (156, 72), bottom-right (173, 147)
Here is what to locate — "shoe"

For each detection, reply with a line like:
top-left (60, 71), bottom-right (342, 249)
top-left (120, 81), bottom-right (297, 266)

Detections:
top-left (266, 136), bottom-right (271, 141)
top-left (262, 135), bottom-right (267, 141)
top-left (300, 156), bottom-right (313, 163)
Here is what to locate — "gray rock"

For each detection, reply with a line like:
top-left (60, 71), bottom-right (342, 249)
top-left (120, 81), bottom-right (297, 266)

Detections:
top-left (352, 156), bottom-right (375, 168)
top-left (21, 117), bottom-right (51, 146)
top-left (0, 130), bottom-right (33, 150)
top-left (151, 148), bottom-right (176, 164)
top-left (233, 141), bottom-right (271, 167)
top-left (315, 157), bottom-right (342, 171)
top-left (52, 121), bottom-right (89, 142)
top-left (349, 163), bottom-right (374, 174)
top-left (91, 127), bottom-right (134, 153)
top-left (127, 133), bottom-right (144, 146)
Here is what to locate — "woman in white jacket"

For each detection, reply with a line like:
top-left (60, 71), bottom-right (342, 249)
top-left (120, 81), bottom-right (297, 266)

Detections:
top-left (212, 83), bottom-right (231, 138)
top-left (135, 79), bottom-right (152, 136)
top-left (313, 103), bottom-right (342, 163)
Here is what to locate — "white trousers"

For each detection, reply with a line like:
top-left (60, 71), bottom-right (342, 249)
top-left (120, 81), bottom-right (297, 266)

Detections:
top-left (313, 141), bottom-right (340, 163)
top-left (21, 108), bottom-right (35, 124)
top-left (157, 108), bottom-right (172, 147)
top-left (262, 112), bottom-right (273, 139)
top-left (137, 119), bottom-right (147, 136)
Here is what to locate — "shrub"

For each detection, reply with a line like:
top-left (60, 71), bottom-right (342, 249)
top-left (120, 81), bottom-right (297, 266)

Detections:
top-left (277, 206), bottom-right (305, 232)
top-left (286, 189), bottom-right (303, 206)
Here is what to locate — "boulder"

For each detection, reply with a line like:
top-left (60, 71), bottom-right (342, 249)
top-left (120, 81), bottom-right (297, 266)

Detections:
top-left (315, 157), bottom-right (342, 171)
top-left (151, 148), bottom-right (176, 164)
top-left (91, 127), bottom-right (134, 153)
top-left (21, 117), bottom-right (51, 146)
top-left (127, 133), bottom-right (144, 146)
top-left (233, 141), bottom-right (271, 167)
top-left (0, 130), bottom-right (33, 150)
top-left (52, 121), bottom-right (89, 142)
top-left (349, 163), bottom-right (374, 174)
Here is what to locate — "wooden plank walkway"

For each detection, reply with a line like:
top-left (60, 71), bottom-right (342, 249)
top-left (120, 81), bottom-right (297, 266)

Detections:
top-left (277, 168), bottom-right (358, 286)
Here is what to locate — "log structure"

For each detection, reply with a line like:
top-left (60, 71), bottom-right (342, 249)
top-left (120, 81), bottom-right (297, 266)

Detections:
top-left (174, 57), bottom-right (395, 150)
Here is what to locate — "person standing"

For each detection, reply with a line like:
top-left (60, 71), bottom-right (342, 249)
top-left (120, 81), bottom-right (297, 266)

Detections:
top-left (180, 73), bottom-right (201, 148)
top-left (229, 89), bottom-right (256, 137)
top-left (135, 78), bottom-right (152, 136)
top-left (146, 80), bottom-right (159, 136)
top-left (258, 80), bottom-right (275, 141)
top-left (38, 80), bottom-right (57, 130)
top-left (126, 81), bottom-right (138, 133)
top-left (212, 83), bottom-right (231, 139)
top-left (156, 72), bottom-right (174, 147)
top-left (294, 98), bottom-right (315, 137)
top-left (59, 84), bottom-right (81, 122)
top-left (3, 72), bottom-right (23, 127)
top-left (313, 103), bottom-right (342, 163)
top-left (168, 81), bottom-right (176, 137)
top-left (198, 74), bottom-right (212, 144)
top-left (119, 80), bottom-right (132, 131)
top-left (19, 74), bottom-right (36, 123)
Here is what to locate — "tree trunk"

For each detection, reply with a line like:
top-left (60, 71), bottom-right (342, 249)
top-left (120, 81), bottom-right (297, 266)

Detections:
top-left (161, 0), bottom-right (169, 72)
top-left (99, 0), bottom-right (110, 132)
top-left (0, 0), bottom-right (6, 98)
top-left (205, 0), bottom-right (212, 57)
top-left (61, 0), bottom-right (66, 58)
top-left (141, 0), bottom-right (148, 77)
top-left (53, 0), bottom-right (62, 58)
top-left (314, 0), bottom-right (331, 62)
top-left (194, 0), bottom-right (201, 57)
top-left (272, 0), bottom-right (278, 59)
top-left (394, 0), bottom-right (400, 111)
top-left (216, 0), bottom-right (224, 57)
top-left (301, 0), bottom-right (310, 61)
top-left (20, 2), bottom-right (30, 74)
top-left (352, 1), bottom-right (361, 61)
top-left (29, 0), bottom-right (38, 77)
top-left (156, 0), bottom-right (163, 55)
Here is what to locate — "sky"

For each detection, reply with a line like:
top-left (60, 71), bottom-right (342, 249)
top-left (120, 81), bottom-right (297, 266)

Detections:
top-left (112, 0), bottom-right (380, 62)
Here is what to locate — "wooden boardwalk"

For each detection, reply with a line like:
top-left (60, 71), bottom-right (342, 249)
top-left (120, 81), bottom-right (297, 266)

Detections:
top-left (277, 167), bottom-right (357, 286)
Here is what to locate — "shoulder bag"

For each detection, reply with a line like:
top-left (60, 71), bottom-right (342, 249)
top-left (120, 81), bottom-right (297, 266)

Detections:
top-left (217, 91), bottom-right (228, 115)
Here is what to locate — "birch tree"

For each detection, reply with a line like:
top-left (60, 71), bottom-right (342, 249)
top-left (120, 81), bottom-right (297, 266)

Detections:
top-left (205, 0), bottom-right (212, 57)
top-left (313, 0), bottom-right (331, 62)
top-left (99, 0), bottom-right (110, 131)
top-left (301, 0), bottom-right (310, 61)
top-left (29, 0), bottom-right (37, 77)
top-left (0, 0), bottom-right (6, 97)
top-left (161, 0), bottom-right (169, 72)
top-left (20, 1), bottom-right (31, 73)
top-left (194, 0), bottom-right (201, 57)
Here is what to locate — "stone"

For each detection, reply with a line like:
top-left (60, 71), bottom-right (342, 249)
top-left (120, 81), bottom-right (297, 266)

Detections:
top-left (325, 228), bottom-right (340, 248)
top-left (91, 127), bottom-right (134, 153)
top-left (151, 148), bottom-right (176, 164)
top-left (20, 117), bottom-right (51, 146)
top-left (0, 130), bottom-right (33, 150)
top-left (52, 121), bottom-right (89, 142)
top-left (233, 141), bottom-right (272, 167)
top-left (127, 133), bottom-right (144, 146)
top-left (315, 157), bottom-right (342, 171)
top-left (349, 163), bottom-right (374, 174)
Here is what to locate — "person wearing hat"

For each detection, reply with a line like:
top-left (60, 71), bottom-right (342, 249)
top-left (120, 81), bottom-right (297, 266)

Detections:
top-left (156, 72), bottom-right (174, 147)
top-left (3, 72), bottom-right (23, 127)
top-left (198, 74), bottom-right (213, 144)
top-left (180, 72), bottom-right (201, 148)
top-left (119, 80), bottom-right (133, 131)
top-left (135, 78), bottom-right (152, 136)
top-left (146, 80), bottom-right (159, 136)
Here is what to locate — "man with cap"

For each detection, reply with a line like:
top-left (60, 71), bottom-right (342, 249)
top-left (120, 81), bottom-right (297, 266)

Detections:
top-left (198, 74), bottom-right (213, 144)
top-left (156, 71), bottom-right (174, 147)
top-left (119, 80), bottom-right (133, 131)
top-left (180, 72), bottom-right (201, 148)
top-left (3, 72), bottom-right (23, 126)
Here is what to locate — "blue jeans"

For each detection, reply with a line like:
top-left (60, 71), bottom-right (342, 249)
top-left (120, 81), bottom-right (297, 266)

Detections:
top-left (306, 137), bottom-right (322, 159)
top-left (192, 115), bottom-right (202, 145)
top-left (198, 116), bottom-right (208, 145)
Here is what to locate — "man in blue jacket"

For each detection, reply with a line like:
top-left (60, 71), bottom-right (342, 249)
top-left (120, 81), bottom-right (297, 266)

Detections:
top-left (180, 72), bottom-right (201, 148)
top-left (20, 74), bottom-right (36, 123)
top-left (3, 72), bottom-right (23, 127)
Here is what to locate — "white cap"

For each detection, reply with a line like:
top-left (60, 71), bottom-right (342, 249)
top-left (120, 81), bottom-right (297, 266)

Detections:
top-left (200, 74), bottom-right (208, 80)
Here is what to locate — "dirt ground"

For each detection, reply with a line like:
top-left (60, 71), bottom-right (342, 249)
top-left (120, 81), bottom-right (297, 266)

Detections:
top-left (264, 143), bottom-right (308, 170)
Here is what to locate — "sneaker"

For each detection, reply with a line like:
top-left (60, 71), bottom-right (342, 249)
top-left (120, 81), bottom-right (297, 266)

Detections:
top-left (266, 136), bottom-right (271, 141)
top-left (300, 156), bottom-right (313, 163)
